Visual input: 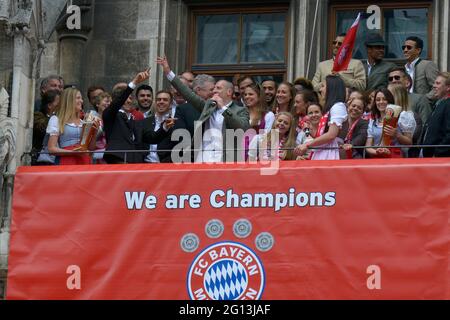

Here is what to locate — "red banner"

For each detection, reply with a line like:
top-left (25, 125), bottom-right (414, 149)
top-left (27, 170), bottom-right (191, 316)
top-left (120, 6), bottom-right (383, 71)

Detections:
top-left (6, 159), bottom-right (450, 299)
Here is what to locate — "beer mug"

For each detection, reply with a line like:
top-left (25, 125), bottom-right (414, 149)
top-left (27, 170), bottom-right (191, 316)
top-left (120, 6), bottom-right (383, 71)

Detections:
top-left (381, 104), bottom-right (402, 146)
top-left (79, 111), bottom-right (99, 151)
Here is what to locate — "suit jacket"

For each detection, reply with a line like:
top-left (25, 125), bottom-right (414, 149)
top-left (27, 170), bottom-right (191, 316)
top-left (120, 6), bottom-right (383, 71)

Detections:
top-left (169, 103), bottom-right (201, 162)
top-left (103, 85), bottom-right (168, 163)
top-left (170, 76), bottom-right (250, 162)
top-left (412, 59), bottom-right (439, 100)
top-left (421, 97), bottom-right (450, 157)
top-left (408, 92), bottom-right (432, 124)
top-left (337, 118), bottom-right (369, 159)
top-left (137, 115), bottom-right (174, 163)
top-left (174, 102), bottom-right (201, 139)
top-left (312, 58), bottom-right (366, 92)
top-left (364, 60), bottom-right (396, 90)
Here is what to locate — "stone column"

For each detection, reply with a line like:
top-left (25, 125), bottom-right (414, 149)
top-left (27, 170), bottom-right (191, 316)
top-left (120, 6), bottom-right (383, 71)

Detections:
top-left (433, 0), bottom-right (450, 71)
top-left (288, 0), bottom-right (329, 80)
top-left (84, 0), bottom-right (189, 93)
top-left (142, 0), bottom-right (189, 91)
top-left (56, 0), bottom-right (94, 87)
top-left (58, 35), bottom-right (87, 87)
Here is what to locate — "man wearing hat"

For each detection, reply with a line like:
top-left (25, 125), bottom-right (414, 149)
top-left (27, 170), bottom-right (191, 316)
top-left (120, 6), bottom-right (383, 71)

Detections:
top-left (364, 33), bottom-right (396, 90)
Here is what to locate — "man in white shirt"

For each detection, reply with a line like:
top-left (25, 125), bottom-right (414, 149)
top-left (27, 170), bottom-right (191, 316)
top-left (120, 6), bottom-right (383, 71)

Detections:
top-left (156, 56), bottom-right (249, 163)
top-left (403, 36), bottom-right (439, 100)
top-left (196, 80), bottom-right (243, 163)
top-left (143, 90), bottom-right (175, 163)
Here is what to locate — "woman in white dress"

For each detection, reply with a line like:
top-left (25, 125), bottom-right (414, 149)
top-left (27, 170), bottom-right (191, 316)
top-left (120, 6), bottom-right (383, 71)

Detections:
top-left (294, 75), bottom-right (348, 160)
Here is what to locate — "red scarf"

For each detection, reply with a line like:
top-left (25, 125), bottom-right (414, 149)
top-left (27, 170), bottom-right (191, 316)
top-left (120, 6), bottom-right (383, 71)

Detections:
top-left (277, 137), bottom-right (287, 160)
top-left (344, 118), bottom-right (361, 159)
top-left (308, 112), bottom-right (329, 160)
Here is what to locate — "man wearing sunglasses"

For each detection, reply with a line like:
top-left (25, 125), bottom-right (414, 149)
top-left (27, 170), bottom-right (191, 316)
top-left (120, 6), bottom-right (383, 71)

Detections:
top-left (364, 33), bottom-right (396, 90)
top-left (387, 67), bottom-right (432, 125)
top-left (312, 33), bottom-right (366, 92)
top-left (403, 36), bottom-right (439, 100)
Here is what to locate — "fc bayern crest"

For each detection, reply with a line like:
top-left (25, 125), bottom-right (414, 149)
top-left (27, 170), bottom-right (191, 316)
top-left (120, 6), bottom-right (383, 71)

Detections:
top-left (187, 241), bottom-right (265, 300)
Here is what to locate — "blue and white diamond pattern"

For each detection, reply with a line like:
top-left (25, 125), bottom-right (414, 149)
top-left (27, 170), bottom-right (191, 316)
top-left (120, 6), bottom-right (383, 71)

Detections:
top-left (204, 259), bottom-right (248, 300)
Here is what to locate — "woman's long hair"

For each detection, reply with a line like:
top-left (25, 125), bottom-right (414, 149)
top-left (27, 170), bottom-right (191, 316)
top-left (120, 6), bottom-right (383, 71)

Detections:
top-left (261, 111), bottom-right (297, 160)
top-left (245, 83), bottom-right (268, 128)
top-left (323, 75), bottom-right (346, 114)
top-left (55, 88), bottom-right (80, 134)
top-left (388, 84), bottom-right (409, 112)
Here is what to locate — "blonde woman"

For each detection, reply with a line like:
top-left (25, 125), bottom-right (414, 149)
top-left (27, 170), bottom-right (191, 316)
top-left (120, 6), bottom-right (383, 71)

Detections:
top-left (248, 111), bottom-right (297, 161)
top-left (388, 83), bottom-right (422, 157)
top-left (47, 88), bottom-right (99, 165)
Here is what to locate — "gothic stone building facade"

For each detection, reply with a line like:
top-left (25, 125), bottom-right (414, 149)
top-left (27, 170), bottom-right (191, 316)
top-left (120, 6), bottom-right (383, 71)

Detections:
top-left (0, 0), bottom-right (449, 298)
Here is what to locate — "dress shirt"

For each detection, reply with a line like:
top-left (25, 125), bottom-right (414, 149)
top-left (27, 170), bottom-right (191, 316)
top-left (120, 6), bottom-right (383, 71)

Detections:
top-left (196, 101), bottom-right (232, 163)
top-left (405, 57), bottom-right (420, 93)
top-left (145, 112), bottom-right (171, 163)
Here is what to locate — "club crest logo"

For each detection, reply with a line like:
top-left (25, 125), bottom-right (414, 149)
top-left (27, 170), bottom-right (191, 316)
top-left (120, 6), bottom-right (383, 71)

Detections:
top-left (187, 241), bottom-right (265, 300)
top-left (183, 219), bottom-right (272, 300)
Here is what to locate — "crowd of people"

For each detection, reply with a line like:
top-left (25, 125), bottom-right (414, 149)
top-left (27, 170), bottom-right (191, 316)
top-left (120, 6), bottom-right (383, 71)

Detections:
top-left (31, 33), bottom-right (450, 165)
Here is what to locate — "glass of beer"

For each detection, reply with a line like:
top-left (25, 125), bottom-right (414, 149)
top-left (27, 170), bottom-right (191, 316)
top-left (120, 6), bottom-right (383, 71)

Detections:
top-left (79, 111), bottom-right (99, 151)
top-left (381, 104), bottom-right (402, 146)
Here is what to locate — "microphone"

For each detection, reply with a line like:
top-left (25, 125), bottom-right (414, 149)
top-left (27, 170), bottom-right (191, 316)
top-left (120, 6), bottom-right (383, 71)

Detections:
top-left (304, 127), bottom-right (310, 137)
top-left (210, 100), bottom-right (217, 107)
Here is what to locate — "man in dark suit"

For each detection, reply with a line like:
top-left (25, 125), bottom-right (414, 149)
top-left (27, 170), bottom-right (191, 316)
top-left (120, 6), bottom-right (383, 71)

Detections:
top-left (102, 70), bottom-right (173, 164)
top-left (157, 56), bottom-right (250, 163)
top-left (139, 90), bottom-right (176, 163)
top-left (421, 72), bottom-right (450, 157)
top-left (363, 33), bottom-right (396, 90)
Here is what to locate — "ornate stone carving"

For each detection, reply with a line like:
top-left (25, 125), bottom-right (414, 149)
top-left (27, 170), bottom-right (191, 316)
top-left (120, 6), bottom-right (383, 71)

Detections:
top-left (7, 0), bottom-right (33, 35)
top-left (0, 87), bottom-right (15, 179)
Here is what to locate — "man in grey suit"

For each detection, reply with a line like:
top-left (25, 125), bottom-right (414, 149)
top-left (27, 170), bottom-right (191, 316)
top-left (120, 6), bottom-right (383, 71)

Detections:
top-left (403, 36), bottom-right (439, 100)
top-left (363, 33), bottom-right (396, 90)
top-left (157, 56), bottom-right (250, 163)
